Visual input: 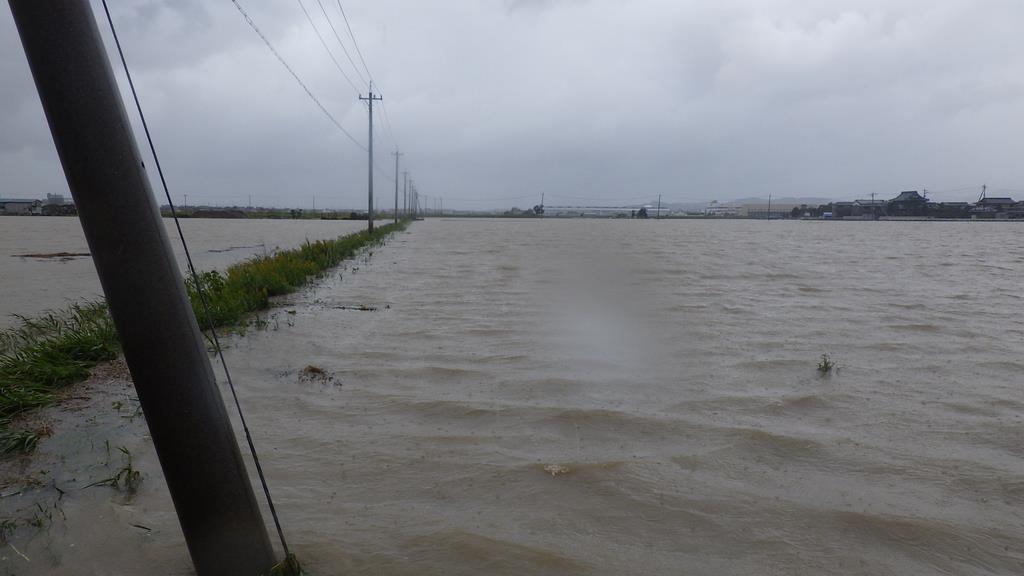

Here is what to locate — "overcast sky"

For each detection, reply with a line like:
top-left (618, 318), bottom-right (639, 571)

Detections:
top-left (2, 0), bottom-right (1023, 210)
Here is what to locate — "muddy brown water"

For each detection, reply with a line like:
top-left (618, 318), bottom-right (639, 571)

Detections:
top-left (0, 217), bottom-right (366, 329)
top-left (2, 218), bottom-right (1023, 575)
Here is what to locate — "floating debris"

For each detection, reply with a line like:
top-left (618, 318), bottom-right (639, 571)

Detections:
top-left (299, 365), bottom-right (337, 385)
top-left (543, 464), bottom-right (571, 477)
top-left (333, 305), bottom-right (378, 312)
top-left (13, 252), bottom-right (90, 260)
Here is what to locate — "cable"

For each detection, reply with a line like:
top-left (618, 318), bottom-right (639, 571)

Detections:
top-left (101, 0), bottom-right (292, 560)
top-left (231, 0), bottom-right (366, 151)
top-left (379, 101), bottom-right (398, 145)
top-left (328, 0), bottom-right (401, 151)
top-left (317, 0), bottom-right (368, 87)
top-left (295, 0), bottom-right (361, 95)
top-left (335, 0), bottom-right (374, 85)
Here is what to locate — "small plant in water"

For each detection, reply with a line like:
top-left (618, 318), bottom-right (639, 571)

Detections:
top-left (0, 429), bottom-right (42, 455)
top-left (269, 553), bottom-right (303, 576)
top-left (26, 502), bottom-right (52, 529)
top-left (817, 353), bottom-right (835, 374)
top-left (86, 446), bottom-right (141, 492)
top-left (0, 518), bottom-right (17, 542)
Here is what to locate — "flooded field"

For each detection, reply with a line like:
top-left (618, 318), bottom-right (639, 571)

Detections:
top-left (0, 217), bottom-right (365, 328)
top-left (2, 218), bottom-right (1024, 575)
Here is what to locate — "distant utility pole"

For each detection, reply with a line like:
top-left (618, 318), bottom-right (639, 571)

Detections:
top-left (312, 194), bottom-right (316, 211)
top-left (359, 88), bottom-right (382, 232)
top-left (657, 194), bottom-right (662, 219)
top-left (391, 148), bottom-right (403, 224)
top-left (402, 171), bottom-right (409, 216)
top-left (767, 193), bottom-right (772, 220)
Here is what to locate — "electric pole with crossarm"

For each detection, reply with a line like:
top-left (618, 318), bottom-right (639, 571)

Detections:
top-left (359, 88), bottom-right (382, 232)
top-left (392, 148), bottom-right (403, 224)
top-left (403, 170), bottom-right (409, 216)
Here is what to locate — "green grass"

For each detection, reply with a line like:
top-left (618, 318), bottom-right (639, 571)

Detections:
top-left (0, 302), bottom-right (119, 429)
top-left (817, 353), bottom-right (835, 374)
top-left (0, 222), bottom-right (408, 455)
top-left (186, 221), bottom-right (406, 328)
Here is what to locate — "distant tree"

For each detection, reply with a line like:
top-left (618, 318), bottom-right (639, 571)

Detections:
top-left (637, 207), bottom-right (649, 219)
top-left (790, 206), bottom-right (802, 218)
top-left (532, 204), bottom-right (544, 215)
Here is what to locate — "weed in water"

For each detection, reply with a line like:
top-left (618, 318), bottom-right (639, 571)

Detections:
top-left (268, 553), bottom-right (303, 576)
top-left (0, 429), bottom-right (42, 455)
top-left (817, 353), bottom-right (835, 374)
top-left (85, 446), bottom-right (141, 492)
top-left (26, 502), bottom-right (52, 530)
top-left (0, 519), bottom-right (16, 543)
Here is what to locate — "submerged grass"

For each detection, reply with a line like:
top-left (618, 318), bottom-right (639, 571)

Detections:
top-left (0, 301), bottom-right (119, 429)
top-left (186, 221), bottom-right (406, 327)
top-left (0, 222), bottom-right (408, 453)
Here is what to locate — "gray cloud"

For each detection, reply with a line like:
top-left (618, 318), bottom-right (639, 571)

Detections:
top-left (2, 0), bottom-right (1023, 209)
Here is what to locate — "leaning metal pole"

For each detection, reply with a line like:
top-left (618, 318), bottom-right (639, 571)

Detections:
top-left (8, 2), bottom-right (276, 574)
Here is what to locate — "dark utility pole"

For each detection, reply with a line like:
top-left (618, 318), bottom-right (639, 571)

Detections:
top-left (360, 88), bottom-right (382, 232)
top-left (410, 180), bottom-right (416, 218)
top-left (7, 1), bottom-right (276, 575)
top-left (392, 148), bottom-right (403, 224)
top-left (657, 194), bottom-right (662, 219)
top-left (403, 170), bottom-right (409, 216)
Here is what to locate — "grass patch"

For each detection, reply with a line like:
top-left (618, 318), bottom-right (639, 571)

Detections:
top-left (0, 429), bottom-right (43, 455)
top-left (0, 301), bottom-right (119, 424)
top-left (0, 222), bottom-right (408, 455)
top-left (186, 221), bottom-right (406, 328)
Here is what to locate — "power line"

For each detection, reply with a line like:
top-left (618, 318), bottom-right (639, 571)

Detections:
top-left (230, 0), bottom-right (365, 151)
top-left (317, 0), bottom-right (368, 87)
top-left (331, 0), bottom-right (400, 150)
top-left (335, 0), bottom-right (375, 85)
top-left (378, 100), bottom-right (399, 148)
top-left (295, 0), bottom-right (360, 95)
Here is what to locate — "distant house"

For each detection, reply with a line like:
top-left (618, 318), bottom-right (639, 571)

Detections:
top-left (887, 191), bottom-right (928, 217)
top-left (831, 201), bottom-right (856, 219)
top-left (972, 197), bottom-right (1016, 217)
top-left (0, 198), bottom-right (42, 215)
top-left (852, 199), bottom-right (886, 219)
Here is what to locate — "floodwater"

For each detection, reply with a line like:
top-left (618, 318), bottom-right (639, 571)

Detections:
top-left (0, 216), bottom-right (365, 328)
top-left (2, 218), bottom-right (1024, 575)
